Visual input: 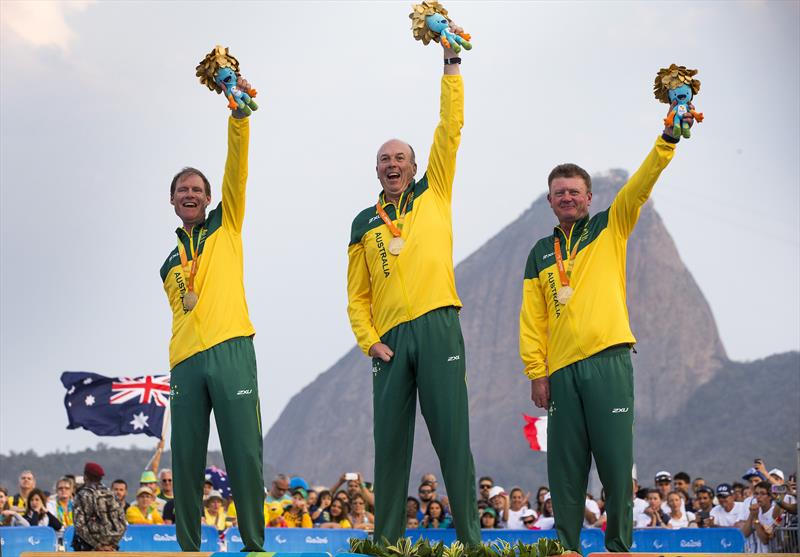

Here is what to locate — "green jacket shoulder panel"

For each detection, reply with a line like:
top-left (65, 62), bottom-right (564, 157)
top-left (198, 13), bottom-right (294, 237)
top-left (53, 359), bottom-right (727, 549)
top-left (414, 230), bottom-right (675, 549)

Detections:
top-left (348, 175), bottom-right (431, 246)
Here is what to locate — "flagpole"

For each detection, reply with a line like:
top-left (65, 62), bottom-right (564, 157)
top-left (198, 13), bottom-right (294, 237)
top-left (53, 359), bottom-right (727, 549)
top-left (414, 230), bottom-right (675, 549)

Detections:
top-left (147, 405), bottom-right (171, 474)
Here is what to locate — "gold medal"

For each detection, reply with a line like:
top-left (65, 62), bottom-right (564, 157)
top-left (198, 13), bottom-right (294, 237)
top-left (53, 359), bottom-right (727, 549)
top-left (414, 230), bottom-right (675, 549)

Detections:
top-left (183, 291), bottom-right (198, 311)
top-left (556, 286), bottom-right (573, 305)
top-left (388, 237), bottom-right (405, 256)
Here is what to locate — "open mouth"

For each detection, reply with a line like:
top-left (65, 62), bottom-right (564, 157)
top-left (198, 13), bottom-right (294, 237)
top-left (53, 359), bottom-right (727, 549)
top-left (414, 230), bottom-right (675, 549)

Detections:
top-left (182, 201), bottom-right (198, 208)
top-left (677, 94), bottom-right (686, 101)
top-left (386, 171), bottom-right (401, 182)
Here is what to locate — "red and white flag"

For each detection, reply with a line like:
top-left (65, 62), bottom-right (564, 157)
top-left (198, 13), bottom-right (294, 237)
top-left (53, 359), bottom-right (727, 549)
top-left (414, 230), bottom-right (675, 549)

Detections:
top-left (522, 414), bottom-right (547, 452)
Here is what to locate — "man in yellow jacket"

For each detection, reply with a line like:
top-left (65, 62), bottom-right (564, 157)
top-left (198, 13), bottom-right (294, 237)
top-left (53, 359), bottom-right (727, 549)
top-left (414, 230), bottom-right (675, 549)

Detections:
top-left (346, 27), bottom-right (479, 547)
top-left (160, 97), bottom-right (264, 550)
top-left (519, 114), bottom-right (692, 551)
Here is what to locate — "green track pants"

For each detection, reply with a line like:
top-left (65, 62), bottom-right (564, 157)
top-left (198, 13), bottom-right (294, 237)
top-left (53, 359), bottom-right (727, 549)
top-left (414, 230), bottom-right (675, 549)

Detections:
top-left (372, 307), bottom-right (481, 546)
top-left (170, 336), bottom-right (265, 552)
top-left (547, 344), bottom-right (634, 553)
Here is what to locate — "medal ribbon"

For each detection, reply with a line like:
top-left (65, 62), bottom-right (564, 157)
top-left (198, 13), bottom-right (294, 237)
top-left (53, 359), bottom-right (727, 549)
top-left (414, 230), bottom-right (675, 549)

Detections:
top-left (177, 227), bottom-right (206, 294)
top-left (553, 224), bottom-right (587, 287)
top-left (375, 190), bottom-right (414, 238)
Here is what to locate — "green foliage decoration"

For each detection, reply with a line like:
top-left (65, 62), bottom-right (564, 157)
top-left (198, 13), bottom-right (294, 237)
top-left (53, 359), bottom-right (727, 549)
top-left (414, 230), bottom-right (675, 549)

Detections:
top-left (349, 536), bottom-right (565, 557)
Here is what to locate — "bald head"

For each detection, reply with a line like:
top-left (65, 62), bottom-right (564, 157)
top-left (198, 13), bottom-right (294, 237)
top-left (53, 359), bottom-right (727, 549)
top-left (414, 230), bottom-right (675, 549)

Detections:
top-left (376, 139), bottom-right (415, 165)
top-left (376, 139), bottom-right (417, 202)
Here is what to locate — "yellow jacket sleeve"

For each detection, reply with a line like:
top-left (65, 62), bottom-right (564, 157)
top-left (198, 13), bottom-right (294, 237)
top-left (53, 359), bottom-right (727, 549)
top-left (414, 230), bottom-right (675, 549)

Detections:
top-left (347, 242), bottom-right (382, 355)
top-left (520, 276), bottom-right (550, 380)
top-left (425, 75), bottom-right (464, 203)
top-left (125, 506), bottom-right (143, 524)
top-left (221, 116), bottom-right (250, 233)
top-left (609, 136), bottom-right (676, 238)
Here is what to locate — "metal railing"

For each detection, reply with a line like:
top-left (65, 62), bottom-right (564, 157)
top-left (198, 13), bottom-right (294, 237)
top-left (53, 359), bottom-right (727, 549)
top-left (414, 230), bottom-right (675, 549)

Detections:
top-left (769, 526), bottom-right (799, 553)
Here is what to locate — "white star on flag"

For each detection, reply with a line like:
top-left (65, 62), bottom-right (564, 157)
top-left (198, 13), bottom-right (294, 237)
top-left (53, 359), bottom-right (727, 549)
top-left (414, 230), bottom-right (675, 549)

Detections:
top-left (83, 378), bottom-right (93, 385)
top-left (85, 395), bottom-right (95, 406)
top-left (68, 386), bottom-right (75, 394)
top-left (130, 412), bottom-right (150, 430)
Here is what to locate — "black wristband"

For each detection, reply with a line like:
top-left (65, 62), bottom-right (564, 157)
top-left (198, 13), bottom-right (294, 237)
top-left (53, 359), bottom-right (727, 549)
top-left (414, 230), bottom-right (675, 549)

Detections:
top-left (661, 132), bottom-right (680, 144)
top-left (444, 57), bottom-right (461, 65)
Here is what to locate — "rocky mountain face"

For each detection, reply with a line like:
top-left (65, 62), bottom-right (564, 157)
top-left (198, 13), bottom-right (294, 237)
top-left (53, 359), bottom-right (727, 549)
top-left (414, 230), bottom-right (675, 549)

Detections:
top-left (264, 170), bottom-right (798, 490)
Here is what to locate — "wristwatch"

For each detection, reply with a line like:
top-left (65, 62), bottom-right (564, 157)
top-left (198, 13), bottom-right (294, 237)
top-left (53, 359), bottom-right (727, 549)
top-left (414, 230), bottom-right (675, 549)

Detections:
top-left (444, 57), bottom-right (461, 65)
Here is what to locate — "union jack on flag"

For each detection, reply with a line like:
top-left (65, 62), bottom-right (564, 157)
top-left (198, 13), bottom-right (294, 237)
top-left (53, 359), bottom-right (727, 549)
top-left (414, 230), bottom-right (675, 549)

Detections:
top-left (111, 375), bottom-right (170, 406)
top-left (61, 371), bottom-right (169, 438)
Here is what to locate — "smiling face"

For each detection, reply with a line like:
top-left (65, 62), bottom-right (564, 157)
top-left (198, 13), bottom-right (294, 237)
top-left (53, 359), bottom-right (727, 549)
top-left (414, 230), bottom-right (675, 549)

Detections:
top-left (668, 84), bottom-right (693, 104)
top-left (510, 489), bottom-right (524, 511)
top-left (171, 173), bottom-right (210, 229)
top-left (376, 139), bottom-right (417, 202)
top-left (330, 500), bottom-right (342, 518)
top-left (548, 176), bottom-right (592, 228)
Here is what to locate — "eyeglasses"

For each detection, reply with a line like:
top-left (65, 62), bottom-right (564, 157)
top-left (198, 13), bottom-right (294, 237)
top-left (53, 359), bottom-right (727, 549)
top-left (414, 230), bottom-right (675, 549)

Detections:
top-left (479, 484), bottom-right (492, 489)
top-left (419, 490), bottom-right (432, 495)
top-left (523, 519), bottom-right (535, 525)
top-left (161, 479), bottom-right (173, 483)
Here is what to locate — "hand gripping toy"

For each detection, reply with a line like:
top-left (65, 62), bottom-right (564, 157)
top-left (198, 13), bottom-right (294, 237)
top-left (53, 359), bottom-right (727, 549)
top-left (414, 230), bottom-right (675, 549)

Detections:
top-left (654, 64), bottom-right (704, 139)
top-left (410, 1), bottom-right (472, 53)
top-left (196, 46), bottom-right (258, 115)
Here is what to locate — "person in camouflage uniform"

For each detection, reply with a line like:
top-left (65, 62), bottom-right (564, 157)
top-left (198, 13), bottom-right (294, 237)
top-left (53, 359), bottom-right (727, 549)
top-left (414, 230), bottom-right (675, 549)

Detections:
top-left (73, 462), bottom-right (126, 551)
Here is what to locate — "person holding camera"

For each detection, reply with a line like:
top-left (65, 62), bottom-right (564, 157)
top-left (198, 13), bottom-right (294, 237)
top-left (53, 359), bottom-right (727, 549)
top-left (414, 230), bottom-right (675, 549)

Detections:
top-left (693, 486), bottom-right (715, 528)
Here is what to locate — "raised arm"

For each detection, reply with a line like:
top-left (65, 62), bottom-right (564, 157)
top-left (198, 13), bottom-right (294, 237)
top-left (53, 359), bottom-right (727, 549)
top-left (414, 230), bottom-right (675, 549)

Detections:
top-left (425, 40), bottom-right (464, 203)
top-left (221, 111), bottom-right (251, 233)
top-left (608, 136), bottom-right (676, 238)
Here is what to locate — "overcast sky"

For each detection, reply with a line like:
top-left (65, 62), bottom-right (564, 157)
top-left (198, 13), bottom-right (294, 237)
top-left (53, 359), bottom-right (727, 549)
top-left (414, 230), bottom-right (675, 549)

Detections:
top-left (1, 1), bottom-right (798, 456)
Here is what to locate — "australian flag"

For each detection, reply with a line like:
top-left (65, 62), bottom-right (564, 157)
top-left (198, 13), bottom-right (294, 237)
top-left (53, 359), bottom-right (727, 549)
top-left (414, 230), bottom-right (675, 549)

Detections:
top-left (61, 371), bottom-right (170, 438)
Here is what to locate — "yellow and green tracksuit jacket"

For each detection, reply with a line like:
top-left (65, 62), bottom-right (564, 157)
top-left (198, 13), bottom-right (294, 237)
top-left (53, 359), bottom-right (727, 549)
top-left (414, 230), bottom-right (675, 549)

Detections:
top-left (519, 136), bottom-right (677, 380)
top-left (347, 75), bottom-right (464, 355)
top-left (160, 116), bottom-right (255, 369)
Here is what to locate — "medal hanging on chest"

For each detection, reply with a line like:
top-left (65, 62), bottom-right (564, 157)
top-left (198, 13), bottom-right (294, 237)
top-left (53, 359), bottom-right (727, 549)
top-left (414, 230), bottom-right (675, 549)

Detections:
top-left (553, 224), bottom-right (586, 305)
top-left (178, 228), bottom-right (206, 312)
top-left (376, 190), bottom-right (413, 256)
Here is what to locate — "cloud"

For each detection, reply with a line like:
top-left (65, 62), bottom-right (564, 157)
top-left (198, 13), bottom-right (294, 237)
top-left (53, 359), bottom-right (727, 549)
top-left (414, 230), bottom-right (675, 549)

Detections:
top-left (1, 0), bottom-right (92, 52)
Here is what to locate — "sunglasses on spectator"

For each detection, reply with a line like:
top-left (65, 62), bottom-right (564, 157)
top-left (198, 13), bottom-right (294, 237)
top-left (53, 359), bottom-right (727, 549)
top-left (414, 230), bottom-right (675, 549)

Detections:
top-left (161, 479), bottom-right (173, 483)
top-left (419, 489), bottom-right (433, 495)
top-left (523, 519), bottom-right (535, 525)
top-left (479, 484), bottom-right (492, 489)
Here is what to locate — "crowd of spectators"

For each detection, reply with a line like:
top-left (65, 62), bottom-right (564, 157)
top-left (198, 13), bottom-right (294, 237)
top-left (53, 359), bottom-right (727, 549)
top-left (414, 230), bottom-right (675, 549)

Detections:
top-left (1, 459), bottom-right (796, 553)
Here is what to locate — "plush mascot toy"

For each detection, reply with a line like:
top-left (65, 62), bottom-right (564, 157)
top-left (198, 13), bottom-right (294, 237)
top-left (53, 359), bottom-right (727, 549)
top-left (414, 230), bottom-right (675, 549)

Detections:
top-left (196, 45), bottom-right (258, 115)
top-left (410, 1), bottom-right (472, 53)
top-left (654, 64), bottom-right (704, 139)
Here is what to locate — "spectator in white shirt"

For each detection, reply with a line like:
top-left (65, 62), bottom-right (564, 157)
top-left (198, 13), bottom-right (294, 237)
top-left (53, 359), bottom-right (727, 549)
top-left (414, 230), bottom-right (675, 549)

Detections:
top-left (710, 483), bottom-right (747, 528)
top-left (665, 491), bottom-right (696, 529)
top-left (533, 493), bottom-right (554, 530)
top-left (583, 495), bottom-right (601, 528)
top-left (742, 481), bottom-right (780, 553)
top-left (506, 487), bottom-right (527, 529)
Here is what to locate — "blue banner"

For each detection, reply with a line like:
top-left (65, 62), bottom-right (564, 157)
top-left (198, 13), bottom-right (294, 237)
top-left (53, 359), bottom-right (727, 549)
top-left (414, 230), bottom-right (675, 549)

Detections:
top-left (0, 526), bottom-right (57, 557)
top-left (117, 524), bottom-right (218, 551)
top-left (631, 527), bottom-right (744, 553)
top-left (226, 528), bottom-right (367, 552)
